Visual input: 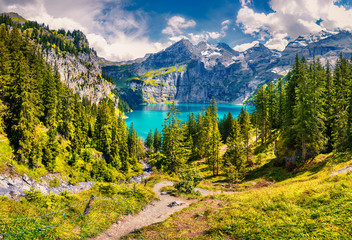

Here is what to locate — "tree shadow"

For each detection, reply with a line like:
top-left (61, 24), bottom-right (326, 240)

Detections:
top-left (245, 151), bottom-right (351, 183)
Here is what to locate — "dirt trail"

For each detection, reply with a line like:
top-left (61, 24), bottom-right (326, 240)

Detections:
top-left (93, 181), bottom-right (229, 239)
top-left (93, 181), bottom-right (196, 240)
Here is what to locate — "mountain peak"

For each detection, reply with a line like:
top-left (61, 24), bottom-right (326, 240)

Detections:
top-left (1, 12), bottom-right (27, 24)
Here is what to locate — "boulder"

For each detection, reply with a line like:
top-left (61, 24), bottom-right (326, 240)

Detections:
top-left (329, 165), bottom-right (352, 177)
top-left (168, 201), bottom-right (184, 207)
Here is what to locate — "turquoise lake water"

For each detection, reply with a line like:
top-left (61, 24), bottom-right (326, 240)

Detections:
top-left (125, 103), bottom-right (252, 139)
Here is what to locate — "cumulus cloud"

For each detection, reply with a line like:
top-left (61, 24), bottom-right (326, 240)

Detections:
top-left (221, 19), bottom-right (231, 33)
top-left (233, 40), bottom-right (259, 52)
top-left (162, 16), bottom-right (230, 45)
top-left (162, 16), bottom-right (196, 36)
top-left (239, 0), bottom-right (252, 7)
top-left (0, 0), bottom-right (165, 61)
top-left (236, 0), bottom-right (352, 51)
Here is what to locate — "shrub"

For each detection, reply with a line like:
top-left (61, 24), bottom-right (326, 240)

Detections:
top-left (49, 178), bottom-right (61, 188)
top-left (174, 168), bottom-right (202, 194)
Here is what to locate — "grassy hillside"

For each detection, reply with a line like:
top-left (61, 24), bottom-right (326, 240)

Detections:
top-left (126, 149), bottom-right (352, 239)
top-left (0, 182), bottom-right (155, 240)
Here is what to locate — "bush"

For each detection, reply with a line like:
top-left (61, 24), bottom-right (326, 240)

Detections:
top-left (224, 164), bottom-right (244, 185)
top-left (49, 178), bottom-right (61, 188)
top-left (149, 152), bottom-right (166, 170)
top-left (174, 168), bottom-right (202, 194)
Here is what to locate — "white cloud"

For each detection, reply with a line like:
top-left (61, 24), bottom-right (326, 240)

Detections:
top-left (208, 32), bottom-right (222, 39)
top-left (162, 16), bottom-right (230, 45)
top-left (233, 40), bottom-right (259, 52)
top-left (1, 0), bottom-right (166, 61)
top-left (87, 33), bottom-right (166, 61)
top-left (221, 19), bottom-right (231, 33)
top-left (239, 0), bottom-right (252, 7)
top-left (236, 0), bottom-right (352, 51)
top-left (162, 16), bottom-right (196, 36)
top-left (222, 20), bottom-right (231, 26)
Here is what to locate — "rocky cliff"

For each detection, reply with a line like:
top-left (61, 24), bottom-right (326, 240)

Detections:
top-left (43, 47), bottom-right (113, 105)
top-left (103, 30), bottom-right (352, 106)
top-left (3, 12), bottom-right (114, 105)
top-left (103, 40), bottom-right (280, 106)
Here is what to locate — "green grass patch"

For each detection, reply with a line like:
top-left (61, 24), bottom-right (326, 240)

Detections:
top-left (0, 182), bottom-right (155, 239)
top-left (126, 148), bottom-right (352, 239)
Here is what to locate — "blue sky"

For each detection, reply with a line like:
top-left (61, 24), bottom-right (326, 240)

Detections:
top-left (1, 0), bottom-right (352, 61)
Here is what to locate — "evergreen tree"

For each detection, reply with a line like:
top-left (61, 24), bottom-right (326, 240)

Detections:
top-left (118, 116), bottom-right (130, 172)
top-left (222, 112), bottom-right (234, 143)
top-left (238, 106), bottom-right (252, 165)
top-left (146, 129), bottom-right (154, 151)
top-left (207, 98), bottom-right (222, 176)
top-left (331, 55), bottom-right (350, 151)
top-left (255, 85), bottom-right (268, 143)
top-left (153, 128), bottom-right (162, 152)
top-left (42, 128), bottom-right (59, 172)
top-left (128, 122), bottom-right (140, 166)
top-left (276, 77), bottom-right (285, 128)
top-left (267, 81), bottom-right (278, 131)
top-left (162, 102), bottom-right (185, 173)
top-left (324, 62), bottom-right (334, 152)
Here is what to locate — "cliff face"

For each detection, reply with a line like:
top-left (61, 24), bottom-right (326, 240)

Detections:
top-left (3, 12), bottom-right (114, 105)
top-left (43, 48), bottom-right (113, 104)
top-left (103, 30), bottom-right (352, 106)
top-left (103, 40), bottom-right (281, 106)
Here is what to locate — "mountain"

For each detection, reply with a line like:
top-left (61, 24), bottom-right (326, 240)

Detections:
top-left (103, 40), bottom-right (280, 106)
top-left (103, 30), bottom-right (352, 107)
top-left (1, 13), bottom-right (114, 105)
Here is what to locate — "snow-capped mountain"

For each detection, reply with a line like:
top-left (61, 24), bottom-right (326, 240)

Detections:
top-left (102, 30), bottom-right (352, 106)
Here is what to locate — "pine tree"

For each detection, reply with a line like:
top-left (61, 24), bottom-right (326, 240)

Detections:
top-left (118, 116), bottom-right (130, 172)
top-left (332, 55), bottom-right (350, 151)
top-left (293, 57), bottom-right (326, 161)
top-left (128, 122), bottom-right (140, 166)
top-left (282, 55), bottom-right (300, 148)
top-left (324, 62), bottom-right (334, 152)
top-left (42, 128), bottom-right (59, 172)
top-left (153, 128), bottom-right (162, 152)
top-left (222, 112), bottom-right (234, 143)
top-left (267, 81), bottom-right (278, 131)
top-left (227, 118), bottom-right (246, 165)
top-left (207, 98), bottom-right (222, 176)
top-left (255, 85), bottom-right (268, 143)
top-left (42, 65), bottom-right (58, 127)
top-left (162, 102), bottom-right (185, 173)
top-left (146, 129), bottom-right (154, 151)
top-left (276, 77), bottom-right (285, 128)
top-left (238, 106), bottom-right (252, 165)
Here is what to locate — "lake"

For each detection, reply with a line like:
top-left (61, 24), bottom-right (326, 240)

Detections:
top-left (125, 103), bottom-right (253, 139)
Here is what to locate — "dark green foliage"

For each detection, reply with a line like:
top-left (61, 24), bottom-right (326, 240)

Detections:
top-left (146, 129), bottom-right (154, 151)
top-left (253, 54), bottom-right (352, 162)
top-left (42, 128), bottom-right (59, 172)
top-left (219, 112), bottom-right (234, 143)
top-left (161, 102), bottom-right (187, 173)
top-left (153, 128), bottom-right (162, 152)
top-left (238, 106), bottom-right (252, 165)
top-left (0, 24), bottom-right (142, 181)
top-left (174, 167), bottom-right (202, 194)
top-left (128, 123), bottom-right (143, 167)
top-left (224, 119), bottom-right (247, 179)
top-left (0, 14), bottom-right (94, 55)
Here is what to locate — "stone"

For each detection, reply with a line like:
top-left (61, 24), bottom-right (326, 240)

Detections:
top-left (168, 201), bottom-right (184, 207)
top-left (160, 191), bottom-right (169, 195)
top-left (329, 165), bottom-right (352, 177)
